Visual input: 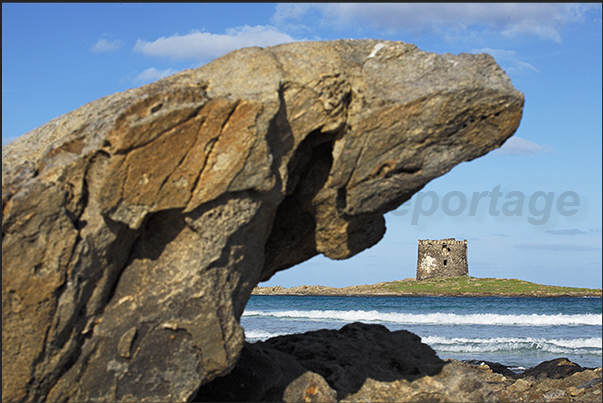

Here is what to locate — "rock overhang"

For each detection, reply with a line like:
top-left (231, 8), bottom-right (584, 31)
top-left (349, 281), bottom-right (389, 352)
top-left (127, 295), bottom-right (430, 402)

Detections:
top-left (2, 39), bottom-right (523, 402)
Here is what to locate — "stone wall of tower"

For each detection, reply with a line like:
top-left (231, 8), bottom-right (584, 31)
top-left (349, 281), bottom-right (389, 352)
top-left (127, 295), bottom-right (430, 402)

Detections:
top-left (416, 238), bottom-right (468, 281)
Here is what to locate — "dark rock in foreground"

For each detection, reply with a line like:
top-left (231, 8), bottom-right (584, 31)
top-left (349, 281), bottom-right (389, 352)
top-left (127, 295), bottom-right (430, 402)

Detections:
top-left (195, 340), bottom-right (337, 402)
top-left (2, 39), bottom-right (523, 402)
top-left (262, 322), bottom-right (445, 400)
top-left (197, 323), bottom-right (602, 402)
top-left (195, 322), bottom-right (499, 402)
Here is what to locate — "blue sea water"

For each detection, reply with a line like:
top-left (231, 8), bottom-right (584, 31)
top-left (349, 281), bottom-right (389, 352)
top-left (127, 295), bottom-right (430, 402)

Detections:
top-left (241, 295), bottom-right (603, 371)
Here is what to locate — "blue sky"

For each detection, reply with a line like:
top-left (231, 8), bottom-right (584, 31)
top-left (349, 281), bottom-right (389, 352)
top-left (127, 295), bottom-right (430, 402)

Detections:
top-left (2, 3), bottom-right (602, 289)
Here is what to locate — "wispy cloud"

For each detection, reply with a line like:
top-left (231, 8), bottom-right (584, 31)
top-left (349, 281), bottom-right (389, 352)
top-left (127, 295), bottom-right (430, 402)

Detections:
top-left (495, 137), bottom-right (553, 156)
top-left (90, 38), bottom-right (123, 53)
top-left (134, 25), bottom-right (297, 61)
top-left (513, 243), bottom-right (599, 251)
top-left (134, 68), bottom-right (179, 84)
top-left (474, 48), bottom-right (539, 74)
top-left (273, 3), bottom-right (599, 42)
top-left (545, 229), bottom-right (588, 236)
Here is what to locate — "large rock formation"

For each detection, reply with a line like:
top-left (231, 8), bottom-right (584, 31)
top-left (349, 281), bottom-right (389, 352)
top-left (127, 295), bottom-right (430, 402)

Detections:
top-left (2, 39), bottom-right (523, 402)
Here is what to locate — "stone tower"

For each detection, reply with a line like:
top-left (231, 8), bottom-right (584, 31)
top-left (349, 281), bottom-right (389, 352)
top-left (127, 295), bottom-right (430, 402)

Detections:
top-left (416, 238), bottom-right (468, 281)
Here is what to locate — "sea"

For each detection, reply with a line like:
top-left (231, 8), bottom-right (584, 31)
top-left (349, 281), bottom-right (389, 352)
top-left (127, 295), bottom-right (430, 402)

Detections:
top-left (241, 295), bottom-right (603, 372)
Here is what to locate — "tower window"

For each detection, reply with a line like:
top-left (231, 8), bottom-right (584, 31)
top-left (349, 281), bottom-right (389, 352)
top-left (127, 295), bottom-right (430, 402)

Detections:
top-left (443, 259), bottom-right (447, 266)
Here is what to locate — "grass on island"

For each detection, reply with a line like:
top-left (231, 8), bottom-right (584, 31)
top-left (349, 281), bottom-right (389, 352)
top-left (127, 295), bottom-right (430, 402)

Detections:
top-left (379, 276), bottom-right (602, 296)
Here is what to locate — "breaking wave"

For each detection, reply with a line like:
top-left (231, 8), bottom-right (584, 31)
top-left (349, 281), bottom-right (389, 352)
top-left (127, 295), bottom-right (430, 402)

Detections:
top-left (422, 336), bottom-right (602, 355)
top-left (244, 329), bottom-right (285, 341)
top-left (242, 309), bottom-right (602, 326)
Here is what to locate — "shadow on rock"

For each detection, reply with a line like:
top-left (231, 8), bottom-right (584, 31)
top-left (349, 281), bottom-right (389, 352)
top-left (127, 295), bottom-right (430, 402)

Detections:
top-left (194, 340), bottom-right (328, 402)
top-left (194, 322), bottom-right (445, 402)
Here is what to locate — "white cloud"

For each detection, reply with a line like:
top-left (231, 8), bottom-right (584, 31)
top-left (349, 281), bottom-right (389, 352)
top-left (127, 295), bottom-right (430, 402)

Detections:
top-left (474, 48), bottom-right (539, 74)
top-left (134, 68), bottom-right (179, 84)
top-left (90, 38), bottom-right (123, 53)
top-left (495, 137), bottom-right (553, 156)
top-left (273, 3), bottom-right (599, 42)
top-left (134, 25), bottom-right (297, 61)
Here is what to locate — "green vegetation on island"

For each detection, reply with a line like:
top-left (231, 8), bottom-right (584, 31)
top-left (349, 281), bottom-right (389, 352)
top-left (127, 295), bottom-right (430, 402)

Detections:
top-left (381, 276), bottom-right (602, 297)
top-left (252, 276), bottom-right (602, 297)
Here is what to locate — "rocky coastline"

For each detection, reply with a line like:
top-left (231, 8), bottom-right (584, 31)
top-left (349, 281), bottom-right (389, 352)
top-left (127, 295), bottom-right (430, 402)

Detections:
top-left (246, 282), bottom-right (602, 401)
top-left (195, 322), bottom-right (602, 402)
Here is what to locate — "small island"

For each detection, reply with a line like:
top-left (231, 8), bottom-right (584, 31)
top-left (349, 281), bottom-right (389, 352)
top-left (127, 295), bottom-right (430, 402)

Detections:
top-left (254, 239), bottom-right (602, 297)
top-left (252, 276), bottom-right (603, 297)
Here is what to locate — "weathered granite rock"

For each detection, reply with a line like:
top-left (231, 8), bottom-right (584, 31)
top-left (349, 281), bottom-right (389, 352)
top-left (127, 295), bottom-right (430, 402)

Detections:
top-left (196, 326), bottom-right (602, 403)
top-left (520, 357), bottom-right (587, 380)
top-left (341, 360), bottom-right (498, 403)
top-left (195, 322), bottom-right (445, 402)
top-left (460, 358), bottom-right (603, 403)
top-left (260, 322), bottom-right (446, 400)
top-left (464, 359), bottom-right (521, 378)
top-left (195, 341), bottom-right (337, 402)
top-left (2, 39), bottom-right (523, 402)
top-left (195, 324), bottom-right (497, 403)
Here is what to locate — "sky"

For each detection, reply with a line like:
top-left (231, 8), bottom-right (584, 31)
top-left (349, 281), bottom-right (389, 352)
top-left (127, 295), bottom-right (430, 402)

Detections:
top-left (2, 3), bottom-right (602, 289)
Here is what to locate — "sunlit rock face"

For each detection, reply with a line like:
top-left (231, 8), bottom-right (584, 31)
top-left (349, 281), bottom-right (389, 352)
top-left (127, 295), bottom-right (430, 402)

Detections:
top-left (2, 39), bottom-right (523, 402)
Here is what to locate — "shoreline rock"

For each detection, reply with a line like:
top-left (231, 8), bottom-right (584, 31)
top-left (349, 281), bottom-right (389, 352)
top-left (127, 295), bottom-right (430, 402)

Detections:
top-left (195, 323), bottom-right (602, 402)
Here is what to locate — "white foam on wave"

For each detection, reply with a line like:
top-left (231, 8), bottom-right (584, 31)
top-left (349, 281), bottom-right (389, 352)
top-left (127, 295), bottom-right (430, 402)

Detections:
top-left (244, 329), bottom-right (287, 340)
top-left (422, 336), bottom-right (603, 354)
top-left (242, 309), bottom-right (602, 327)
